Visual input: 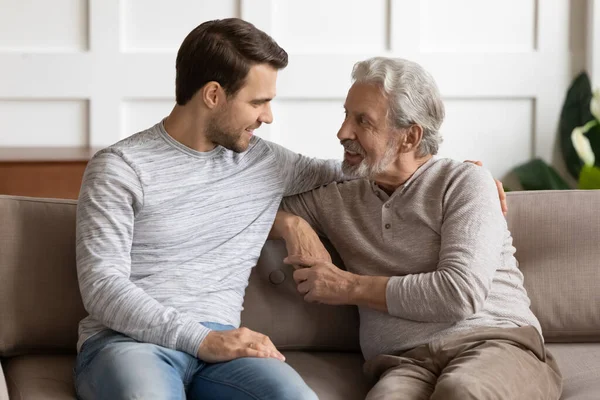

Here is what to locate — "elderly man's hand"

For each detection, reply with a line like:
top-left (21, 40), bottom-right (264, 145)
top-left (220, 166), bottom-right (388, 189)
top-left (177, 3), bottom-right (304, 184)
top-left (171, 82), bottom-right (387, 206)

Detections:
top-left (284, 255), bottom-right (357, 305)
top-left (464, 160), bottom-right (507, 216)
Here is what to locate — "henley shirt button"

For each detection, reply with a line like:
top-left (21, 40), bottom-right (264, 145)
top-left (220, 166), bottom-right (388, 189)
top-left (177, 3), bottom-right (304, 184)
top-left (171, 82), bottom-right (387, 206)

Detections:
top-left (384, 203), bottom-right (391, 209)
top-left (385, 223), bottom-right (391, 229)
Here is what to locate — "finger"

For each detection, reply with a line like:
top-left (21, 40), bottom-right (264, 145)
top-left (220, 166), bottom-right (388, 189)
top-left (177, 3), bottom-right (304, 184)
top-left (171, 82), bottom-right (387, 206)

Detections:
top-left (251, 342), bottom-right (284, 361)
top-left (304, 290), bottom-right (318, 303)
top-left (238, 347), bottom-right (271, 359)
top-left (293, 268), bottom-right (311, 284)
top-left (495, 180), bottom-right (508, 215)
top-left (297, 280), bottom-right (311, 294)
top-left (464, 159), bottom-right (480, 166)
top-left (261, 336), bottom-right (286, 361)
top-left (284, 255), bottom-right (315, 267)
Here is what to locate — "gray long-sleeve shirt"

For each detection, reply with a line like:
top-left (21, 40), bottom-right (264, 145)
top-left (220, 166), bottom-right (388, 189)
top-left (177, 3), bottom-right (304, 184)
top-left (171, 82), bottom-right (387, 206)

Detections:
top-left (76, 121), bottom-right (343, 356)
top-left (282, 157), bottom-right (541, 360)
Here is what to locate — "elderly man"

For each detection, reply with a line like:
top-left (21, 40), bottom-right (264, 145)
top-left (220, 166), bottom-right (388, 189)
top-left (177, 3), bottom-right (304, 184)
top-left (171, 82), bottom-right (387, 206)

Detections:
top-left (272, 57), bottom-right (562, 399)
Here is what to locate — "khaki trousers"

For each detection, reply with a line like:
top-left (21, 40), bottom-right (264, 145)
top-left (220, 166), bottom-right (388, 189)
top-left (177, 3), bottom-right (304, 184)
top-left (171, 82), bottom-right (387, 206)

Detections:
top-left (364, 326), bottom-right (562, 400)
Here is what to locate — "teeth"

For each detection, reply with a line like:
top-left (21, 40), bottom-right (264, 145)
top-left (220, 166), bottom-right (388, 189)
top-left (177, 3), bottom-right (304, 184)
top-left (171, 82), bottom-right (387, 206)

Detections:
top-left (346, 150), bottom-right (358, 155)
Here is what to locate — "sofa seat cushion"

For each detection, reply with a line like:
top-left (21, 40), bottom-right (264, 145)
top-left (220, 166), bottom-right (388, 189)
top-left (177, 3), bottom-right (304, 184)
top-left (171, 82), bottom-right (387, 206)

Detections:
top-left (547, 343), bottom-right (600, 400)
top-left (4, 346), bottom-right (599, 399)
top-left (2, 352), bottom-right (369, 400)
top-left (283, 351), bottom-right (370, 399)
top-left (3, 355), bottom-right (75, 399)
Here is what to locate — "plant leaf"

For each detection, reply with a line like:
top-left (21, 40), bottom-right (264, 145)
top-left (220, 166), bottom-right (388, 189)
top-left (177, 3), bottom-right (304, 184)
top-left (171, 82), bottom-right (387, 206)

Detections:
top-left (513, 159), bottom-right (571, 190)
top-left (579, 165), bottom-right (600, 189)
top-left (559, 72), bottom-right (593, 179)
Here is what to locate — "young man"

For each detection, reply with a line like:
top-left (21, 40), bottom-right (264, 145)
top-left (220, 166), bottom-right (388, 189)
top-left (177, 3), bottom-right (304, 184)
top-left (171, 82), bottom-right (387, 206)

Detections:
top-left (74, 18), bottom-right (339, 400)
top-left (274, 57), bottom-right (562, 400)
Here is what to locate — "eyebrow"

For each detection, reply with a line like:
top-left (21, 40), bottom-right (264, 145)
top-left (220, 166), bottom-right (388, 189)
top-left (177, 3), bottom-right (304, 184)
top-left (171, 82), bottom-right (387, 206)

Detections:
top-left (251, 97), bottom-right (273, 104)
top-left (347, 109), bottom-right (378, 124)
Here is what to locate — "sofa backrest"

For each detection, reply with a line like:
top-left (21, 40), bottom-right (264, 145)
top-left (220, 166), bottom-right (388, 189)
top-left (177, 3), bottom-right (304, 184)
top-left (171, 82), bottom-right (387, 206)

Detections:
top-left (506, 190), bottom-right (600, 342)
top-left (1, 191), bottom-right (598, 356)
top-left (0, 195), bottom-right (359, 356)
top-left (0, 196), bottom-right (85, 356)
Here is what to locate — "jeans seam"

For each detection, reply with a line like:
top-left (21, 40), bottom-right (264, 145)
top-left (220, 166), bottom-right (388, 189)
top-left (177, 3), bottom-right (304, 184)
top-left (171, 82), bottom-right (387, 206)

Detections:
top-left (193, 374), bottom-right (261, 400)
top-left (183, 357), bottom-right (199, 387)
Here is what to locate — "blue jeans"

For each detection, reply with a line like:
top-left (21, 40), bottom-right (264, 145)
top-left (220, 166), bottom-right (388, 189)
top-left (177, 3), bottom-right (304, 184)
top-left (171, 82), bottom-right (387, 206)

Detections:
top-left (74, 322), bottom-right (317, 400)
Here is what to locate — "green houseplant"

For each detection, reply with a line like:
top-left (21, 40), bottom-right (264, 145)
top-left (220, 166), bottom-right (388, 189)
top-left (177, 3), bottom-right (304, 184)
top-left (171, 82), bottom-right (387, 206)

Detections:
top-left (512, 72), bottom-right (600, 190)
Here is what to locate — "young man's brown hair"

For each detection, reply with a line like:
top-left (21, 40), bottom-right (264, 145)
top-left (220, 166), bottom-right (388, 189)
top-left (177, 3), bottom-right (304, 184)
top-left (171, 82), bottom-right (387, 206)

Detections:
top-left (175, 18), bottom-right (288, 105)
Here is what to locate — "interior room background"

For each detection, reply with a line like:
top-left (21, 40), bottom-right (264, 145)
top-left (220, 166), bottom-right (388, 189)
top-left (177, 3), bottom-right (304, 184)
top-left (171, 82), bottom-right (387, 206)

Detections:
top-left (0, 0), bottom-right (598, 183)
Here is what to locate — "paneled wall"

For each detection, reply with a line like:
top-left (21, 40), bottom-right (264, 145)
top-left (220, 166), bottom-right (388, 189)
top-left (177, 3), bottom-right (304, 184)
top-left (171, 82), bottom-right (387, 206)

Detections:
top-left (0, 0), bottom-right (591, 178)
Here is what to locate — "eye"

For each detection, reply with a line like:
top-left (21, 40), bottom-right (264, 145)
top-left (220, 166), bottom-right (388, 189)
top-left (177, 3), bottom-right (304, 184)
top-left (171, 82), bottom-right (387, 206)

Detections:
top-left (358, 115), bottom-right (369, 125)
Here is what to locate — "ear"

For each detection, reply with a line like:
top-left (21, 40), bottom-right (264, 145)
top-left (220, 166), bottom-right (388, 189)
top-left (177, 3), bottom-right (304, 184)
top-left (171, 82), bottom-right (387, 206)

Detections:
top-left (201, 81), bottom-right (224, 110)
top-left (400, 125), bottom-right (423, 153)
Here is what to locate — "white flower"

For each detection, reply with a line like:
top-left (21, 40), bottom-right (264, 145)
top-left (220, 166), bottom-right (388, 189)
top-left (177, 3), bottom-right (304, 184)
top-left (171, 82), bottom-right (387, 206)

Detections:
top-left (592, 89), bottom-right (600, 121)
top-left (572, 126), bottom-right (596, 166)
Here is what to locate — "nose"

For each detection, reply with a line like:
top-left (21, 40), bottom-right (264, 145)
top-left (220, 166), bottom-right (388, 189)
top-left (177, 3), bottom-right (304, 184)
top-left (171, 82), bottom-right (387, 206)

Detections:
top-left (337, 118), bottom-right (355, 141)
top-left (259, 103), bottom-right (273, 124)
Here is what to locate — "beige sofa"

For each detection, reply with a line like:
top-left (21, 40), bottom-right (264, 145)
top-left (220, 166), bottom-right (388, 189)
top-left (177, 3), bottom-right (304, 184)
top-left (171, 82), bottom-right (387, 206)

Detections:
top-left (0, 191), bottom-right (599, 399)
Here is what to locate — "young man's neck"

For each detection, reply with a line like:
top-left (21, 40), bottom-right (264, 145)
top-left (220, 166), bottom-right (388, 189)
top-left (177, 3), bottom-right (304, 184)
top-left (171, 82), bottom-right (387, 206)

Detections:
top-left (163, 104), bottom-right (216, 152)
top-left (374, 154), bottom-right (433, 194)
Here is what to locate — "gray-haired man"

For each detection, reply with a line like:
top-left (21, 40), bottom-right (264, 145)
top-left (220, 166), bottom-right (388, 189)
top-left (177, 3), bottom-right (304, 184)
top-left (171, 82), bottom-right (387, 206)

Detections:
top-left (271, 57), bottom-right (563, 400)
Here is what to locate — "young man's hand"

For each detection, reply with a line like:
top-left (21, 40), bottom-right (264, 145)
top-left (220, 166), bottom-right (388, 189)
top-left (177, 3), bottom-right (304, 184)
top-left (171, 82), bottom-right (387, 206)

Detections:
top-left (197, 327), bottom-right (285, 363)
top-left (464, 160), bottom-right (507, 216)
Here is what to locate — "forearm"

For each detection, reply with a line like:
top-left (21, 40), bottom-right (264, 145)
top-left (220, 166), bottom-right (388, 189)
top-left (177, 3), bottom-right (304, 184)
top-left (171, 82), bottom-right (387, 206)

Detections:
top-left (268, 210), bottom-right (300, 240)
top-left (385, 268), bottom-right (489, 322)
top-left (79, 264), bottom-right (210, 356)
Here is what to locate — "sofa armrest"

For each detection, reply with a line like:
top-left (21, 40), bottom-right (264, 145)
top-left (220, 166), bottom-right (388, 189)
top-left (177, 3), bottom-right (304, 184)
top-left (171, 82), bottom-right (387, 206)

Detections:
top-left (0, 361), bottom-right (8, 400)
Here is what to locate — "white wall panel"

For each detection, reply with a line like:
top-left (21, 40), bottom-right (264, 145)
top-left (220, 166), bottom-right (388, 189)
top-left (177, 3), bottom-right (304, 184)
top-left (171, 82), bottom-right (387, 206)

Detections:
top-left (438, 99), bottom-right (533, 178)
top-left (273, 100), bottom-right (345, 160)
top-left (121, 99), bottom-right (174, 138)
top-left (0, 0), bottom-right (88, 52)
top-left (0, 100), bottom-right (88, 146)
top-left (272, 0), bottom-right (387, 53)
top-left (420, 0), bottom-right (536, 52)
top-left (0, 0), bottom-right (588, 181)
top-left (121, 0), bottom-right (238, 51)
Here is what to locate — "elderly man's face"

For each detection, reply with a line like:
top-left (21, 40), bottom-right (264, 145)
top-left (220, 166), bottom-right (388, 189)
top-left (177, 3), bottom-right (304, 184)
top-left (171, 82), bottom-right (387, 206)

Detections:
top-left (337, 83), bottom-right (401, 178)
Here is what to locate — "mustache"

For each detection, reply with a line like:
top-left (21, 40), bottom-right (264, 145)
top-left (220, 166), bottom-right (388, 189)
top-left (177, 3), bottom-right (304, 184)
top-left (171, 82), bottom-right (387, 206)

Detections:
top-left (341, 139), bottom-right (365, 156)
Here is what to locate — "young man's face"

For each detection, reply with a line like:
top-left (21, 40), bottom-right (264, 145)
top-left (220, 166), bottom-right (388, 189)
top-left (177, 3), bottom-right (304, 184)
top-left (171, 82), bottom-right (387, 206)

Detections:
top-left (337, 82), bottom-right (402, 178)
top-left (207, 64), bottom-right (277, 153)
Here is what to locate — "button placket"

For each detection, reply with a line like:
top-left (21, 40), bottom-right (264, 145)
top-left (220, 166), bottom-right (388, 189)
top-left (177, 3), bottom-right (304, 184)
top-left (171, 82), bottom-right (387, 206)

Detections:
top-left (382, 201), bottom-right (393, 238)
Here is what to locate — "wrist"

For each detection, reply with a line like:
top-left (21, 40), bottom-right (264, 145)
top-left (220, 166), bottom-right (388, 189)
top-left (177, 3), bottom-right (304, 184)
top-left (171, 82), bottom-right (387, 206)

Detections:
top-left (348, 275), bottom-right (390, 310)
top-left (347, 273), bottom-right (366, 306)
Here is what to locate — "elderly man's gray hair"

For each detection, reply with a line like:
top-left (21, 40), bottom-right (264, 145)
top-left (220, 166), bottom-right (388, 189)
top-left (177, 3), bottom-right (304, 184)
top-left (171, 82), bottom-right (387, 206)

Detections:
top-left (351, 57), bottom-right (445, 156)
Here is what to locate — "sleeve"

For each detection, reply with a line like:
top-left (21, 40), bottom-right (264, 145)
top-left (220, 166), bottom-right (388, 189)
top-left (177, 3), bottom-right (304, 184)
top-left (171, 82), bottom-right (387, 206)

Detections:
top-left (76, 151), bottom-right (210, 356)
top-left (267, 140), bottom-right (345, 196)
top-left (385, 165), bottom-right (505, 323)
top-left (280, 190), bottom-right (325, 237)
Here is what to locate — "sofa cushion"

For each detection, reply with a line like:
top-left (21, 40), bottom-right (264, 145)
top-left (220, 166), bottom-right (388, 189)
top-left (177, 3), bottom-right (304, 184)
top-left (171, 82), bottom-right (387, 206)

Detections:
top-left (0, 196), bottom-right (85, 356)
top-left (506, 191), bottom-right (600, 342)
top-left (241, 240), bottom-right (361, 352)
top-left (3, 346), bottom-right (599, 399)
top-left (2, 352), bottom-right (369, 400)
top-left (0, 195), bottom-right (359, 355)
top-left (2, 355), bottom-right (76, 400)
top-left (547, 343), bottom-right (600, 400)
